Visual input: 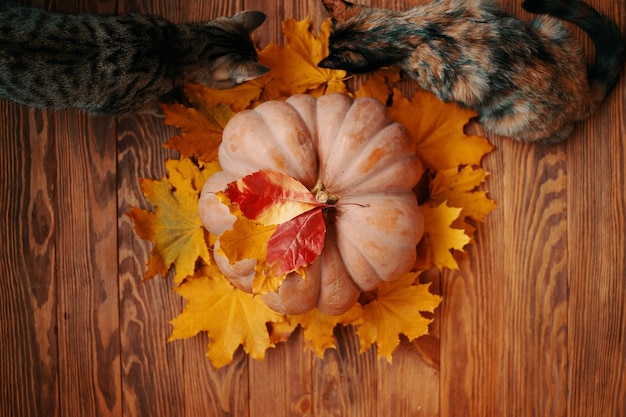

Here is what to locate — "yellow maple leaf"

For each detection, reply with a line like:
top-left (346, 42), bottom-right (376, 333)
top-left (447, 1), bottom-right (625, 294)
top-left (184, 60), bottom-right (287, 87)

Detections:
top-left (128, 158), bottom-right (211, 284)
top-left (216, 216), bottom-right (277, 264)
top-left (215, 213), bottom-right (284, 294)
top-left (287, 304), bottom-right (364, 357)
top-left (162, 102), bottom-right (234, 163)
top-left (169, 266), bottom-right (286, 369)
top-left (258, 18), bottom-right (347, 98)
top-left (420, 202), bottom-right (471, 270)
top-left (429, 166), bottom-right (497, 238)
top-left (390, 87), bottom-right (493, 171)
top-left (356, 272), bottom-right (441, 362)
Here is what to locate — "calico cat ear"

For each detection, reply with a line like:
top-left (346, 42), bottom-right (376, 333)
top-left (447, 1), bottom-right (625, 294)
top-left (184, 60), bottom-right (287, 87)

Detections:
top-left (321, 0), bottom-right (355, 21)
top-left (231, 10), bottom-right (266, 33)
top-left (318, 53), bottom-right (357, 71)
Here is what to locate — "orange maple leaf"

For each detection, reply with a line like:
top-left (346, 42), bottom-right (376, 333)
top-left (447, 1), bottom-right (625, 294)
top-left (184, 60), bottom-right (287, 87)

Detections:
top-left (169, 265), bottom-right (286, 369)
top-left (356, 272), bottom-right (441, 362)
top-left (354, 68), bottom-right (402, 103)
top-left (162, 102), bottom-right (234, 163)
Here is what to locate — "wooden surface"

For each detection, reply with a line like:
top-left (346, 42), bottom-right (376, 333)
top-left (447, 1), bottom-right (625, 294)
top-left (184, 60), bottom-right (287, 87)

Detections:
top-left (1, 0), bottom-right (625, 416)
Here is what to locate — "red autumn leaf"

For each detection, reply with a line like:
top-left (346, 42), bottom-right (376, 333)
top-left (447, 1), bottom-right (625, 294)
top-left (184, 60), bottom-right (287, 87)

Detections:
top-left (266, 208), bottom-right (326, 276)
top-left (224, 170), bottom-right (324, 225)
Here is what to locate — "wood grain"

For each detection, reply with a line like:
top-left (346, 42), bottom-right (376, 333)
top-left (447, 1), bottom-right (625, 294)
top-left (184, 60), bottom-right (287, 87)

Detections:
top-left (249, 330), bottom-right (312, 417)
top-left (116, 113), bottom-right (185, 417)
top-left (0, 104), bottom-right (59, 417)
top-left (567, 1), bottom-right (626, 407)
top-left (313, 326), bottom-right (378, 417)
top-left (53, 110), bottom-right (121, 417)
top-left (1, 0), bottom-right (625, 416)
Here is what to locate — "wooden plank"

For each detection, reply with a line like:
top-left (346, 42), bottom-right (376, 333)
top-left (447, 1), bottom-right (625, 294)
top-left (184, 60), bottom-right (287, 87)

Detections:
top-left (37, 0), bottom-right (122, 411)
top-left (0, 104), bottom-right (60, 417)
top-left (249, 330), bottom-right (312, 417)
top-left (377, 339), bottom-right (440, 416)
top-left (568, 114), bottom-right (626, 417)
top-left (500, 143), bottom-right (569, 417)
top-left (53, 111), bottom-right (122, 417)
top-left (568, 2), bottom-right (626, 413)
top-left (439, 0), bottom-right (573, 414)
top-left (116, 113), bottom-right (186, 417)
top-left (183, 336), bottom-right (250, 417)
top-left (440, 241), bottom-right (506, 417)
top-left (312, 326), bottom-right (377, 416)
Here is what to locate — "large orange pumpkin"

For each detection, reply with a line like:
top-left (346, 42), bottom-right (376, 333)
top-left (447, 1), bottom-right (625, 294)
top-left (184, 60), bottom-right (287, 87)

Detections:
top-left (199, 93), bottom-right (424, 315)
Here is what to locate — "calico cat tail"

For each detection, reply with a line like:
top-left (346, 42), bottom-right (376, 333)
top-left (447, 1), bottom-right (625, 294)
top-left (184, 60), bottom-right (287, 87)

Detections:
top-left (522, 0), bottom-right (626, 102)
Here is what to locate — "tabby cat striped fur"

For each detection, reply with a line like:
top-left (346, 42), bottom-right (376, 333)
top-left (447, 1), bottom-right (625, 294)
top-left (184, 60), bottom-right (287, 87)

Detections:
top-left (0, 3), bottom-right (268, 115)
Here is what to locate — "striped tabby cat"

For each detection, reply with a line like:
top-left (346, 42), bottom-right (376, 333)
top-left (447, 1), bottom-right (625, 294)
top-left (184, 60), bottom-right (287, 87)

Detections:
top-left (319, 0), bottom-right (625, 144)
top-left (0, 3), bottom-right (268, 115)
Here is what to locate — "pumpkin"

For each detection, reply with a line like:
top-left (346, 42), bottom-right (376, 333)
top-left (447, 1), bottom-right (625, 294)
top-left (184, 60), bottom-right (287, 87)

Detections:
top-left (199, 93), bottom-right (424, 315)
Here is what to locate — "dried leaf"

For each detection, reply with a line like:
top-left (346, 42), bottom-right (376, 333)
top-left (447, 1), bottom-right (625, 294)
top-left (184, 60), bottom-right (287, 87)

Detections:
top-left (354, 68), bottom-right (402, 103)
top-left (420, 202), bottom-right (471, 270)
top-left (184, 79), bottom-right (267, 112)
top-left (224, 170), bottom-right (322, 225)
top-left (390, 88), bottom-right (493, 171)
top-left (429, 166), bottom-right (497, 237)
top-left (288, 304), bottom-right (363, 357)
top-left (216, 216), bottom-right (278, 266)
top-left (258, 18), bottom-right (347, 97)
top-left (266, 208), bottom-right (326, 276)
top-left (169, 266), bottom-right (286, 368)
top-left (128, 158), bottom-right (210, 284)
top-left (218, 170), bottom-right (328, 289)
top-left (162, 102), bottom-right (234, 163)
top-left (213, 205), bottom-right (285, 294)
top-left (356, 272), bottom-right (441, 362)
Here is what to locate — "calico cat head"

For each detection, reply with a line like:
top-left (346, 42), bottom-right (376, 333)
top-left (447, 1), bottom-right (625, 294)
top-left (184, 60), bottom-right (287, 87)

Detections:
top-left (181, 10), bottom-right (269, 89)
top-left (318, 0), bottom-right (409, 73)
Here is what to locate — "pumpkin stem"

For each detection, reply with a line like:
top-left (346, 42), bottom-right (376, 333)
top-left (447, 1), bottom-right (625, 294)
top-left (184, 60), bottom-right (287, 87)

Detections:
top-left (312, 180), bottom-right (339, 205)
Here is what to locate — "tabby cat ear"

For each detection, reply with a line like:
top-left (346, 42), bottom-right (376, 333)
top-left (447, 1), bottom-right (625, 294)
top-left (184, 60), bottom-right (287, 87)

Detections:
top-left (232, 10), bottom-right (266, 33)
top-left (232, 61), bottom-right (269, 83)
top-left (321, 0), bottom-right (355, 21)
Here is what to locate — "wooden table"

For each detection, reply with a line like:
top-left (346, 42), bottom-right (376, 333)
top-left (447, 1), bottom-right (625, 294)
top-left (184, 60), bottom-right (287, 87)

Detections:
top-left (2, 0), bottom-right (625, 415)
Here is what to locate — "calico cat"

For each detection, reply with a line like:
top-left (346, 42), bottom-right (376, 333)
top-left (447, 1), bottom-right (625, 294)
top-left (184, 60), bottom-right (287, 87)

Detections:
top-left (319, 0), bottom-right (625, 144)
top-left (0, 3), bottom-right (268, 115)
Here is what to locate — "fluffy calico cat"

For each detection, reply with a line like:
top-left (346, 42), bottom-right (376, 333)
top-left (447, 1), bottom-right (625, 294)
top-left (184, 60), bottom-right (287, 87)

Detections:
top-left (319, 0), bottom-right (625, 144)
top-left (0, 3), bottom-right (268, 115)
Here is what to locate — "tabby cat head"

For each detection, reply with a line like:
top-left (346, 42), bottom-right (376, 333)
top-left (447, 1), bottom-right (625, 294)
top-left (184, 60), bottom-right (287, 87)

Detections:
top-left (182, 10), bottom-right (269, 89)
top-left (318, 0), bottom-right (409, 73)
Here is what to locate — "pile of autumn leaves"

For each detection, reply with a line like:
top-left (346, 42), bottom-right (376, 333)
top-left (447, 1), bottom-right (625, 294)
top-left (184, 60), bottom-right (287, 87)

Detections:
top-left (129, 19), bottom-right (496, 368)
